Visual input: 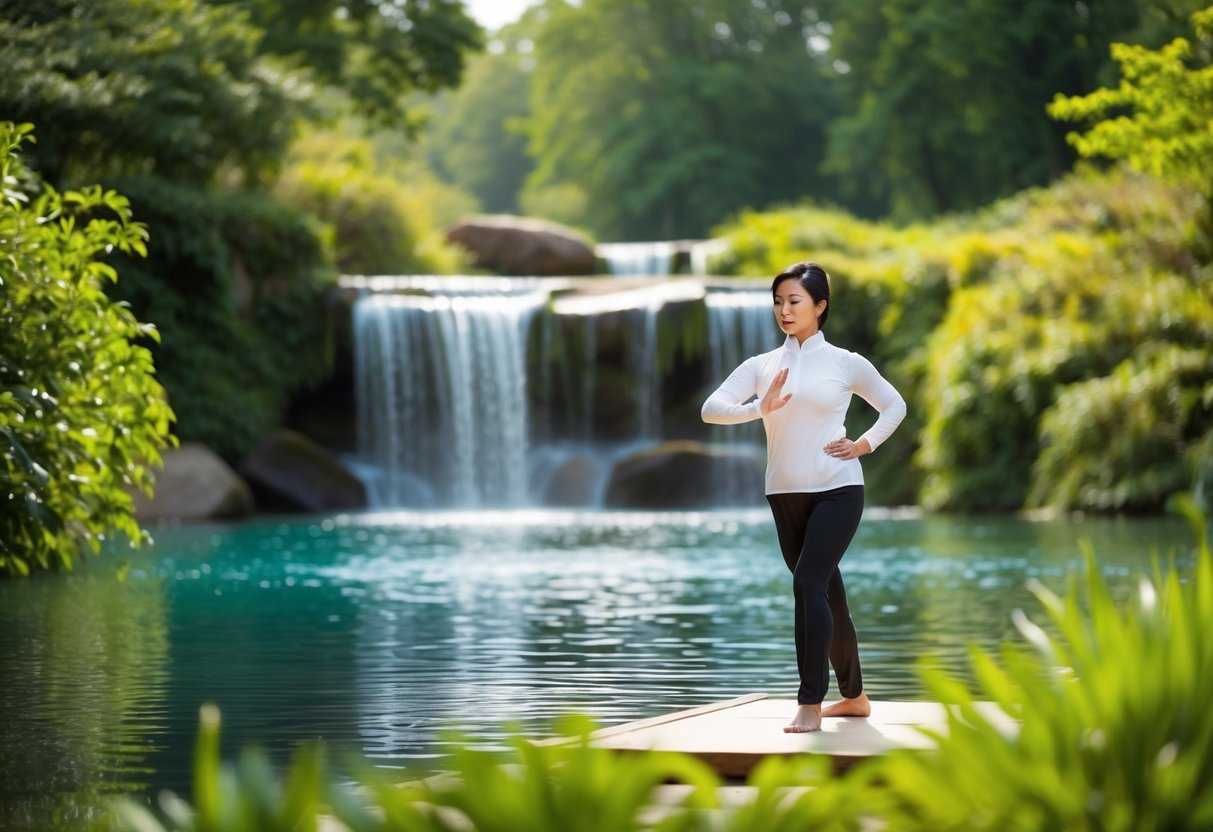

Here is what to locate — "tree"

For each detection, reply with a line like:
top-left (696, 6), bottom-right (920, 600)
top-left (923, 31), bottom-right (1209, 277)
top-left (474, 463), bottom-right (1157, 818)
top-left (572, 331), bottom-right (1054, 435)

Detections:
top-left (209, 0), bottom-right (483, 125)
top-left (525, 0), bottom-right (844, 240)
top-left (0, 0), bottom-right (303, 188)
top-left (817, 0), bottom-right (1150, 218)
top-left (0, 123), bottom-right (175, 577)
top-left (427, 11), bottom-right (541, 214)
top-left (1048, 5), bottom-right (1213, 194)
top-left (1037, 4), bottom-right (1213, 513)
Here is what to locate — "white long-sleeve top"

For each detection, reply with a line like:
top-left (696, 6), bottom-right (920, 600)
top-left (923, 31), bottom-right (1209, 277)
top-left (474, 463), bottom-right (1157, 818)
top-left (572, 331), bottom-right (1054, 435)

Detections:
top-left (701, 332), bottom-right (906, 495)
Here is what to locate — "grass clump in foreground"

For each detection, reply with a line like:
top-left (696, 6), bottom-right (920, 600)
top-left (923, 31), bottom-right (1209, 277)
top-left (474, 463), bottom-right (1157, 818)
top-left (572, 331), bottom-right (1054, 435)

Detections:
top-left (111, 502), bottom-right (1213, 831)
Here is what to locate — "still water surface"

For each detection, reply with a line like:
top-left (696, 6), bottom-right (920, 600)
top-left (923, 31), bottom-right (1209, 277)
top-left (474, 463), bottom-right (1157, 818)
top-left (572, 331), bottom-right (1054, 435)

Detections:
top-left (0, 508), bottom-right (1194, 827)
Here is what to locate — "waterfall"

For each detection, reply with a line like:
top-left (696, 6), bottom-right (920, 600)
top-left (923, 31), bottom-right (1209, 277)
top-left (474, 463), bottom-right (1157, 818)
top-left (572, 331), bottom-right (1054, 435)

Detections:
top-left (688, 239), bottom-right (729, 275)
top-left (628, 302), bottom-right (662, 438)
top-left (705, 291), bottom-right (777, 380)
top-left (354, 288), bottom-right (546, 508)
top-left (349, 274), bottom-right (769, 510)
top-left (705, 290), bottom-right (777, 449)
top-left (598, 242), bottom-right (676, 276)
top-left (597, 239), bottom-right (728, 276)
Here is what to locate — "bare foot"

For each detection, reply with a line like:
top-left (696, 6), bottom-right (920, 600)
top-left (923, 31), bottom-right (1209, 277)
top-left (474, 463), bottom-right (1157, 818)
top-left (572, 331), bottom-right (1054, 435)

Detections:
top-left (784, 703), bottom-right (822, 733)
top-left (821, 692), bottom-right (871, 718)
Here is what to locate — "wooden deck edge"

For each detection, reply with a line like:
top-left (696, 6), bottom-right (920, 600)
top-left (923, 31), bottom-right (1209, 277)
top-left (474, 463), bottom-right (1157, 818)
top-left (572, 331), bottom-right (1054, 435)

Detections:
top-left (533, 692), bottom-right (769, 747)
top-left (607, 745), bottom-right (882, 779)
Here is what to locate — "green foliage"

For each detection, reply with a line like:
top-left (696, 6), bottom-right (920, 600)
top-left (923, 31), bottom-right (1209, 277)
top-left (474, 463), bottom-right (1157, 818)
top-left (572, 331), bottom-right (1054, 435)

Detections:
top-left (0, 123), bottom-right (174, 577)
top-left (917, 172), bottom-right (1211, 512)
top-left (525, 0), bottom-right (843, 240)
top-left (871, 504), bottom-right (1213, 830)
top-left (817, 0), bottom-right (1154, 219)
top-left (427, 13), bottom-right (538, 214)
top-left (1031, 342), bottom-right (1213, 513)
top-left (0, 0), bottom-right (304, 188)
top-left (714, 166), bottom-right (1211, 512)
top-left (364, 721), bottom-right (723, 832)
top-left (273, 127), bottom-right (474, 276)
top-left (213, 0), bottom-right (483, 126)
top-left (110, 708), bottom-right (872, 831)
top-left (1049, 5), bottom-right (1213, 194)
top-left (105, 176), bottom-right (335, 461)
top-left (111, 704), bottom-right (329, 832)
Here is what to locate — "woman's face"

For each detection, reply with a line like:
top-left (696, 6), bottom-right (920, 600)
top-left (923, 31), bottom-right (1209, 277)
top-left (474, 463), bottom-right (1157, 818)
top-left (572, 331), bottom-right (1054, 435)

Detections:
top-left (773, 279), bottom-right (826, 342)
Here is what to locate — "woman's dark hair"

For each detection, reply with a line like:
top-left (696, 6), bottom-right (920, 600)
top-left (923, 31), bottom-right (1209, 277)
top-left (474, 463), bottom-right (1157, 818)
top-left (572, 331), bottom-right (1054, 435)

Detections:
top-left (771, 261), bottom-right (830, 329)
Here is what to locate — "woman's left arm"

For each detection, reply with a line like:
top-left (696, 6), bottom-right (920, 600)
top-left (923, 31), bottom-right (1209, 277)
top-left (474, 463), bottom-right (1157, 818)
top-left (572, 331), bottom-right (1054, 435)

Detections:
top-left (850, 353), bottom-right (907, 453)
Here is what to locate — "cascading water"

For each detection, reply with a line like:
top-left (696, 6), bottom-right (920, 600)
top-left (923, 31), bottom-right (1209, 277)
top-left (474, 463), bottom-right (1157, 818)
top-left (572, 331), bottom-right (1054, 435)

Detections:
top-left (628, 302), bottom-right (662, 438)
top-left (350, 272), bottom-right (774, 510)
top-left (597, 239), bottom-right (728, 277)
top-left (688, 239), bottom-right (729, 275)
top-left (354, 288), bottom-right (547, 507)
top-left (705, 290), bottom-right (778, 382)
top-left (597, 242), bottom-right (676, 276)
top-left (702, 290), bottom-right (778, 503)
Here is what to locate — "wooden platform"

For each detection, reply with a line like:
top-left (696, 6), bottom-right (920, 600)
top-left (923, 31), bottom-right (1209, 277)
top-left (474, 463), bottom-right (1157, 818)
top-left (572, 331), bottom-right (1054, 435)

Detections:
top-left (564, 693), bottom-right (1014, 777)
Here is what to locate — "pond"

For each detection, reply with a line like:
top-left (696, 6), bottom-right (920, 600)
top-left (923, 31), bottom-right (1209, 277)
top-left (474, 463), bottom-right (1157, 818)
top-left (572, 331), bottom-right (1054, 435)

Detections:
top-left (0, 508), bottom-right (1195, 828)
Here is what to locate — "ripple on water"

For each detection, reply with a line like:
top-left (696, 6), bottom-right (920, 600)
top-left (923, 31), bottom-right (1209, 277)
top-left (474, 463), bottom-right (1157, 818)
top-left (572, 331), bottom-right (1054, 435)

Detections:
top-left (0, 509), bottom-right (1195, 826)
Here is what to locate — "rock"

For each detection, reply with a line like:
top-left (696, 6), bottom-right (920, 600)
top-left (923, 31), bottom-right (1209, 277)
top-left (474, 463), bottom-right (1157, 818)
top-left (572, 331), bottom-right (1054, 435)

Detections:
top-left (538, 453), bottom-right (602, 506)
top-left (132, 443), bottom-right (255, 522)
top-left (241, 429), bottom-right (367, 513)
top-left (603, 441), bottom-right (764, 508)
top-left (445, 215), bottom-right (596, 276)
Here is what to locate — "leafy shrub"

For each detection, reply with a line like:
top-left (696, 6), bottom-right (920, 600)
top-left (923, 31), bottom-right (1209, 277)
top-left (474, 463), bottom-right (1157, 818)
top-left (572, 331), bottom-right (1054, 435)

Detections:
top-left (1031, 343), bottom-right (1213, 512)
top-left (273, 129), bottom-right (474, 277)
top-left (1048, 6), bottom-right (1213, 196)
top-left (104, 175), bottom-right (336, 461)
top-left (714, 167), bottom-right (1210, 512)
top-left (0, 122), bottom-right (174, 577)
top-left (870, 498), bottom-right (1213, 829)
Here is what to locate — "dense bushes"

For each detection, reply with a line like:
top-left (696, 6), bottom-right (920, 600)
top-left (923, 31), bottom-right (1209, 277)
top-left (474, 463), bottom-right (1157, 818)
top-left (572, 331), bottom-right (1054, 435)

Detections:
top-left (103, 176), bottom-right (336, 462)
top-left (712, 168), bottom-right (1212, 513)
top-left (0, 123), bottom-right (173, 576)
top-left (272, 129), bottom-right (474, 277)
top-left (918, 173), bottom-right (1211, 513)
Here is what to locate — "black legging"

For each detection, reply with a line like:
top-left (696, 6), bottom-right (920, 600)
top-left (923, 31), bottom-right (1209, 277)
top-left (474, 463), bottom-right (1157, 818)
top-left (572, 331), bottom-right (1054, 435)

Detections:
top-left (766, 486), bottom-right (865, 705)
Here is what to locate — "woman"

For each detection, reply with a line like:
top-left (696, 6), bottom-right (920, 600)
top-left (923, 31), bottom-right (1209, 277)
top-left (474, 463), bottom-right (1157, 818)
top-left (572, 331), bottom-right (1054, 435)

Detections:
top-left (701, 261), bottom-right (906, 733)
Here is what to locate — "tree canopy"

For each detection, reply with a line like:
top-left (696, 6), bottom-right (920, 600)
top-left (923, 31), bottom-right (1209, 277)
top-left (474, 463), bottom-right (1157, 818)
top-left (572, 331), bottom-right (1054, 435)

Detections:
top-left (427, 11), bottom-right (540, 214)
top-left (1049, 5), bottom-right (1213, 193)
top-left (0, 0), bottom-right (483, 466)
top-left (525, 0), bottom-right (842, 240)
top-left (209, 0), bottom-right (482, 125)
top-left (817, 0), bottom-right (1149, 218)
top-left (426, 0), bottom-right (1205, 235)
top-left (0, 0), bottom-right (301, 187)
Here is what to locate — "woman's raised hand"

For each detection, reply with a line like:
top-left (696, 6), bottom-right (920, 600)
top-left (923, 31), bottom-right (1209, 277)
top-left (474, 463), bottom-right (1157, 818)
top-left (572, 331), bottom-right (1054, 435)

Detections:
top-left (760, 367), bottom-right (792, 415)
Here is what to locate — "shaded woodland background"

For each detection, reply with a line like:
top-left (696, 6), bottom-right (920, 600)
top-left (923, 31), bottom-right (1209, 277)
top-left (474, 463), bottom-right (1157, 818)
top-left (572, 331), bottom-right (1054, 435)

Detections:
top-left (2, 0), bottom-right (1210, 524)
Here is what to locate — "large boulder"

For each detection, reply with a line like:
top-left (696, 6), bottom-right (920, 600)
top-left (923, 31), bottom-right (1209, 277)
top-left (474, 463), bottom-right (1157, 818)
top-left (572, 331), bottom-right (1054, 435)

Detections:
top-left (537, 452), bottom-right (602, 506)
top-left (132, 443), bottom-right (255, 522)
top-left (445, 215), bottom-right (596, 276)
top-left (241, 429), bottom-right (367, 513)
top-left (604, 440), bottom-right (764, 508)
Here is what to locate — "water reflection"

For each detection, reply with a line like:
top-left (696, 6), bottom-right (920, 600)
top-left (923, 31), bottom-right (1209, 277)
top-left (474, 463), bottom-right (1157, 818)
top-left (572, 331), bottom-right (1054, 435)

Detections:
top-left (0, 509), bottom-right (1194, 826)
top-left (0, 566), bottom-right (169, 829)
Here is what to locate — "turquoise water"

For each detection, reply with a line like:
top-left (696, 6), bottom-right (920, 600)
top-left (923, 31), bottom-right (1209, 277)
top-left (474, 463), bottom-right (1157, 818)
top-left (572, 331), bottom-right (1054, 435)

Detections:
top-left (0, 508), bottom-right (1195, 827)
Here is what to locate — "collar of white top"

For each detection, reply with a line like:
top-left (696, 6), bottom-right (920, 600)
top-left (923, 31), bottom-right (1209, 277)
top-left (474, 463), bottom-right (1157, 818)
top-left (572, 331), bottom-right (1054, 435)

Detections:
top-left (782, 331), bottom-right (827, 353)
